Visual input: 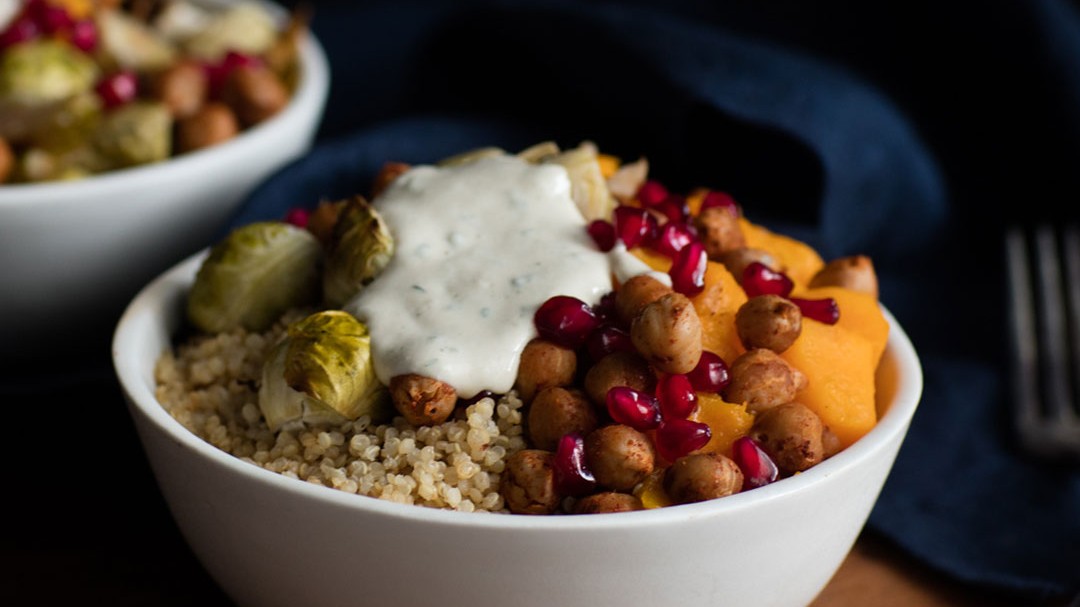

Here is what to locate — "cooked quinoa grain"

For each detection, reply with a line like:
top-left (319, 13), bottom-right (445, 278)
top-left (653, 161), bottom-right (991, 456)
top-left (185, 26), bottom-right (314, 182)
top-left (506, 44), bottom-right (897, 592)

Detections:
top-left (154, 312), bottom-right (527, 513)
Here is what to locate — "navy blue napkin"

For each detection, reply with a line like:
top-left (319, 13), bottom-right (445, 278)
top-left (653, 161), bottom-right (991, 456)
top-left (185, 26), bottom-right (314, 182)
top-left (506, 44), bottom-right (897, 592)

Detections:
top-left (231, 0), bottom-right (1079, 602)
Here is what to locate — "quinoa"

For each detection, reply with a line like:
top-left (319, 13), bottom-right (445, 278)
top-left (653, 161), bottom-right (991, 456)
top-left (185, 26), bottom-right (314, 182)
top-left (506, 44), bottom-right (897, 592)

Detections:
top-left (154, 311), bottom-right (527, 513)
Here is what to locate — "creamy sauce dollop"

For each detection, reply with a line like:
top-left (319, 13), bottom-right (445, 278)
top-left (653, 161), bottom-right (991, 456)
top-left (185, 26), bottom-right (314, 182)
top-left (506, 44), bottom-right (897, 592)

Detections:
top-left (345, 154), bottom-right (661, 398)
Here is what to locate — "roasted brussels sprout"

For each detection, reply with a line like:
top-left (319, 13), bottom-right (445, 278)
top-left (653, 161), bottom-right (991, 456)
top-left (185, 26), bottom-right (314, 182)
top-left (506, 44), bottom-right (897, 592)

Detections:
top-left (259, 310), bottom-right (391, 431)
top-left (187, 222), bottom-right (322, 334)
top-left (96, 8), bottom-right (177, 72)
top-left (322, 196), bottom-right (395, 307)
top-left (90, 101), bottom-right (173, 169)
top-left (436, 146), bottom-right (506, 167)
top-left (0, 39), bottom-right (99, 106)
top-left (182, 2), bottom-right (278, 61)
top-left (517, 141), bottom-right (560, 163)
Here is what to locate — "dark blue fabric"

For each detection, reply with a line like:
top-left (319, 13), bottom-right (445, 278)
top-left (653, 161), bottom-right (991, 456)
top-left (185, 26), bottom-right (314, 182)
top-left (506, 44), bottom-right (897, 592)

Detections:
top-left (229, 0), bottom-right (1080, 601)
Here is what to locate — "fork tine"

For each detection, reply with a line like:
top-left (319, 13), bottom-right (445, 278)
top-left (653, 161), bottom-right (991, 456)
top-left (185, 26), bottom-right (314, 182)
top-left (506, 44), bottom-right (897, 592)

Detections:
top-left (1063, 225), bottom-right (1080, 415)
top-left (1006, 227), bottom-right (1041, 444)
top-left (1033, 226), bottom-right (1074, 423)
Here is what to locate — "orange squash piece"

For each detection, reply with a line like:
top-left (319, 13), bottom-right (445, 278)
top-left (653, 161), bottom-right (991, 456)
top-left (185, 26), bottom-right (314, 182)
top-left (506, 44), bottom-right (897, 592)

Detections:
top-left (739, 218), bottom-right (824, 288)
top-left (691, 393), bottom-right (756, 458)
top-left (691, 262), bottom-right (747, 365)
top-left (793, 285), bottom-right (890, 361)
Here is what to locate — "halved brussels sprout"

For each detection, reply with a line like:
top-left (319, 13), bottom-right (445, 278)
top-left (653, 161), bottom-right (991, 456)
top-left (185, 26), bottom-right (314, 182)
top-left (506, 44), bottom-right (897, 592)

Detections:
top-left (517, 141), bottom-right (560, 163)
top-left (187, 221), bottom-right (322, 334)
top-left (258, 310), bottom-right (390, 431)
top-left (90, 101), bottom-right (172, 169)
top-left (545, 141), bottom-right (616, 222)
top-left (182, 2), bottom-right (278, 61)
top-left (323, 196), bottom-right (394, 308)
top-left (436, 146), bottom-right (506, 167)
top-left (96, 8), bottom-right (177, 72)
top-left (0, 39), bottom-right (99, 106)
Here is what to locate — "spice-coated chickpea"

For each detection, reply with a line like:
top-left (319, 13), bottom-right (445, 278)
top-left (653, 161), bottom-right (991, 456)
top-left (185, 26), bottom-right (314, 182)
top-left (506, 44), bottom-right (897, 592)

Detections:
top-left (719, 247), bottom-right (780, 285)
top-left (809, 255), bottom-right (879, 299)
top-left (500, 449), bottom-right (561, 515)
top-left (664, 452), bottom-right (744, 504)
top-left (585, 424), bottom-right (656, 491)
top-left (515, 338), bottom-right (577, 404)
top-left (735, 294), bottom-right (802, 353)
top-left (583, 350), bottom-right (655, 409)
top-left (150, 60), bottom-right (207, 119)
top-left (693, 206), bottom-right (746, 259)
top-left (527, 386), bottom-right (599, 451)
top-left (615, 273), bottom-right (672, 324)
top-left (630, 292), bottom-right (703, 375)
top-left (573, 491), bottom-right (644, 514)
top-left (176, 102), bottom-right (239, 153)
top-left (724, 348), bottom-right (806, 413)
top-left (749, 402), bottom-right (826, 474)
top-left (222, 65), bottom-right (290, 127)
top-left (388, 374), bottom-right (457, 426)
top-left (0, 136), bottom-right (12, 184)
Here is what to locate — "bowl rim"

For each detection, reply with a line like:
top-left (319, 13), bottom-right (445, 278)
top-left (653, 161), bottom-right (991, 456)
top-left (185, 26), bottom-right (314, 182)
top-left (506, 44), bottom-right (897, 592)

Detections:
top-left (0, 0), bottom-right (330, 206)
top-left (114, 249), bottom-right (924, 532)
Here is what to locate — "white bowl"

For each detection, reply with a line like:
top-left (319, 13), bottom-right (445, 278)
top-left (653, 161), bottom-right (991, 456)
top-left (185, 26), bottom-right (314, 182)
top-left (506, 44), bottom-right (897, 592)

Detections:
top-left (113, 250), bottom-right (923, 607)
top-left (0, 1), bottom-right (329, 358)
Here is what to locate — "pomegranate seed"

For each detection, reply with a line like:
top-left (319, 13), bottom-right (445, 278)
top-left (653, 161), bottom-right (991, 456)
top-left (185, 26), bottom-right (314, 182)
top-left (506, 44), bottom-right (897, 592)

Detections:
top-left (205, 50), bottom-right (264, 95)
top-left (605, 386), bottom-right (661, 431)
top-left (636, 180), bottom-right (669, 207)
top-left (652, 194), bottom-right (689, 225)
top-left (656, 374), bottom-right (698, 419)
top-left (791, 297), bottom-right (840, 324)
top-left (585, 324), bottom-right (634, 361)
top-left (0, 16), bottom-right (39, 48)
top-left (587, 219), bottom-right (616, 252)
top-left (732, 436), bottom-right (779, 490)
top-left (741, 262), bottom-right (794, 297)
top-left (668, 241), bottom-right (707, 296)
top-left (34, 4), bottom-right (72, 34)
top-left (534, 295), bottom-right (600, 349)
top-left (699, 190), bottom-right (738, 217)
top-left (651, 221), bottom-right (697, 258)
top-left (593, 291), bottom-right (618, 324)
top-left (95, 71), bottom-right (138, 109)
top-left (284, 207), bottom-right (310, 228)
top-left (68, 18), bottom-right (97, 51)
top-left (686, 350), bottom-right (730, 393)
top-left (614, 205), bottom-right (658, 249)
top-left (553, 432), bottom-right (596, 496)
top-left (654, 418), bottom-right (712, 462)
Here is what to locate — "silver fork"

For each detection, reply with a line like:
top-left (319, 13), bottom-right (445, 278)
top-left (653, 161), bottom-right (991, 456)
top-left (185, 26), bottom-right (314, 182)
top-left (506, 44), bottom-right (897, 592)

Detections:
top-left (1005, 224), bottom-right (1080, 461)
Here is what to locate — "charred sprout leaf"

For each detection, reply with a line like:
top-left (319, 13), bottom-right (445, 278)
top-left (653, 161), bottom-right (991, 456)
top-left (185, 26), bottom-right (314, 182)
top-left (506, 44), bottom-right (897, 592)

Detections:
top-left (545, 141), bottom-right (616, 222)
top-left (0, 39), bottom-right (99, 106)
top-left (90, 101), bottom-right (172, 168)
top-left (187, 222), bottom-right (322, 334)
top-left (182, 2), bottom-right (278, 61)
top-left (258, 310), bottom-right (390, 431)
top-left (96, 8), bottom-right (177, 71)
top-left (436, 146), bottom-right (505, 167)
top-left (323, 196), bottom-right (394, 307)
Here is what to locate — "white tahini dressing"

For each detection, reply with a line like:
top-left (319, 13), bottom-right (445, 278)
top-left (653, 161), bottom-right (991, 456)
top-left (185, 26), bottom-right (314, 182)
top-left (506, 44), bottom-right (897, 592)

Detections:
top-left (345, 154), bottom-right (662, 398)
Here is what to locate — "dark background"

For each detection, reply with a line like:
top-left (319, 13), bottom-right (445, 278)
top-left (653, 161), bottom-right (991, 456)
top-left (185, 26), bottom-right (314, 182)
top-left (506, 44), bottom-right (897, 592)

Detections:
top-left (4, 0), bottom-right (1080, 604)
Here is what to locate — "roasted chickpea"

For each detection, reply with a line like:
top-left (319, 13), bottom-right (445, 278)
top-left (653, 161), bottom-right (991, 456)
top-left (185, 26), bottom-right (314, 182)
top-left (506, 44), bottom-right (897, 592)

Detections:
top-left (724, 348), bottom-right (807, 413)
top-left (515, 338), bottom-right (577, 403)
top-left (176, 102), bottom-right (239, 153)
top-left (388, 374), bottom-right (457, 426)
top-left (664, 452), bottom-right (744, 504)
top-left (500, 449), bottom-right (561, 515)
top-left (305, 199), bottom-right (348, 246)
top-left (735, 294), bottom-right (802, 353)
top-left (573, 491), bottom-right (644, 514)
top-left (585, 424), bottom-right (656, 491)
top-left (583, 350), bottom-right (655, 408)
top-left (0, 136), bottom-right (12, 184)
top-left (718, 247), bottom-right (780, 285)
top-left (630, 292), bottom-right (703, 374)
top-left (615, 273), bottom-right (672, 324)
top-left (823, 426), bottom-right (842, 458)
top-left (750, 402), bottom-right (826, 474)
top-left (693, 206), bottom-right (745, 258)
top-left (527, 386), bottom-right (599, 451)
top-left (809, 255), bottom-right (879, 299)
top-left (149, 60), bottom-right (207, 119)
top-left (222, 65), bottom-right (290, 127)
